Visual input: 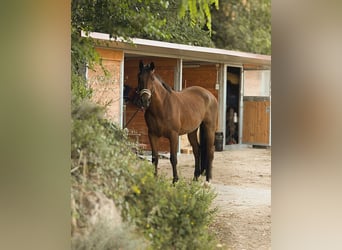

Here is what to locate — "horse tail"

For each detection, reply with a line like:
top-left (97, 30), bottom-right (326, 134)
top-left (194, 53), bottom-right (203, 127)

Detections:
top-left (200, 122), bottom-right (208, 175)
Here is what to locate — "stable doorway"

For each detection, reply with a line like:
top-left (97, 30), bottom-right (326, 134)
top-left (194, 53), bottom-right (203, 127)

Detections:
top-left (225, 66), bottom-right (241, 145)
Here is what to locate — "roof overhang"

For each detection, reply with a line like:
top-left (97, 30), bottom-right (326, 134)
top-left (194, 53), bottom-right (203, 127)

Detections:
top-left (82, 31), bottom-right (271, 68)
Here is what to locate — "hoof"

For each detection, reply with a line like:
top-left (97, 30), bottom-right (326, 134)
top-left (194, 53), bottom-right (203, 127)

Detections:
top-left (202, 181), bottom-right (211, 188)
top-left (172, 177), bottom-right (179, 183)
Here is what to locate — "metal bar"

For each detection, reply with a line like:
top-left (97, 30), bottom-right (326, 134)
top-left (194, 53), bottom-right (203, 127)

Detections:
top-left (239, 70), bottom-right (244, 144)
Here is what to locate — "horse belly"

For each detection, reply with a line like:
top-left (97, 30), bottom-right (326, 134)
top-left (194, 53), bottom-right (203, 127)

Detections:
top-left (179, 114), bottom-right (202, 135)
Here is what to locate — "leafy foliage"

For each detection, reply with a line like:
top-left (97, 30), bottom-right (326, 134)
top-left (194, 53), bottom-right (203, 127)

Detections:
top-left (71, 73), bottom-right (92, 104)
top-left (178, 0), bottom-right (219, 35)
top-left (71, 99), bottom-right (219, 249)
top-left (71, 99), bottom-right (137, 206)
top-left (71, 0), bottom-right (215, 46)
top-left (70, 0), bottom-right (218, 106)
top-left (124, 175), bottom-right (218, 250)
top-left (71, 221), bottom-right (148, 250)
top-left (72, 0), bottom-right (170, 40)
top-left (211, 0), bottom-right (271, 54)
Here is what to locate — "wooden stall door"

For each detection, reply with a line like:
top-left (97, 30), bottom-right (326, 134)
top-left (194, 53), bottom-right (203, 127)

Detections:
top-left (242, 99), bottom-right (270, 145)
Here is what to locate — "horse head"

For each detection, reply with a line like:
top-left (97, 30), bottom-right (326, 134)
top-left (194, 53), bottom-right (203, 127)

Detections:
top-left (138, 61), bottom-right (155, 108)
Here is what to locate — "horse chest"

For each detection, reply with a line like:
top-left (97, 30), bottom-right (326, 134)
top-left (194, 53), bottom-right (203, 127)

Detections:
top-left (145, 112), bottom-right (176, 137)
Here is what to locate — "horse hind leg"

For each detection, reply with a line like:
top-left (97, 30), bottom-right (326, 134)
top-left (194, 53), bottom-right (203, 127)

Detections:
top-left (206, 132), bottom-right (215, 182)
top-left (187, 129), bottom-right (200, 181)
top-left (206, 135), bottom-right (215, 182)
top-left (202, 99), bottom-right (218, 182)
top-left (201, 122), bottom-right (215, 182)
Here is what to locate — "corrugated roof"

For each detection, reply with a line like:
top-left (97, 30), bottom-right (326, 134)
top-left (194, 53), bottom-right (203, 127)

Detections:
top-left (82, 31), bottom-right (271, 68)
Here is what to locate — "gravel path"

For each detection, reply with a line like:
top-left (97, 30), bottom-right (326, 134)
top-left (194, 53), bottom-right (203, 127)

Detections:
top-left (158, 147), bottom-right (271, 250)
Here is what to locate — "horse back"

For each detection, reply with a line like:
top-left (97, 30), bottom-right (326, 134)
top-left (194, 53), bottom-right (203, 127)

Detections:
top-left (175, 86), bottom-right (217, 131)
top-left (145, 85), bottom-right (217, 137)
top-left (181, 86), bottom-right (216, 102)
top-left (178, 86), bottom-right (217, 114)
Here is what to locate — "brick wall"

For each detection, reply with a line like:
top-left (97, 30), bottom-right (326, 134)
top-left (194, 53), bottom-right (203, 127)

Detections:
top-left (87, 48), bottom-right (123, 124)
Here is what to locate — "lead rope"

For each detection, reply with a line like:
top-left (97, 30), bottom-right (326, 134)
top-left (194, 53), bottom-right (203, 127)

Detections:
top-left (124, 107), bottom-right (143, 128)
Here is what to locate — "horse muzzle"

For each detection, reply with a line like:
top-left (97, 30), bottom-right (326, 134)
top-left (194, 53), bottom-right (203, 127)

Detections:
top-left (140, 89), bottom-right (152, 108)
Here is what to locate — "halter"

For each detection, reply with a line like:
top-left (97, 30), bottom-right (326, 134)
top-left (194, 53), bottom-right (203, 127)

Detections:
top-left (138, 61), bottom-right (155, 106)
top-left (139, 88), bottom-right (152, 99)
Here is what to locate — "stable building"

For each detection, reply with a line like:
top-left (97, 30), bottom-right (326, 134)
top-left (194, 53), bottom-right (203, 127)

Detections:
top-left (83, 31), bottom-right (271, 152)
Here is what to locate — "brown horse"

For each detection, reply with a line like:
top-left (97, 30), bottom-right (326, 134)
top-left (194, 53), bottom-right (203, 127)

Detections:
top-left (138, 61), bottom-right (218, 183)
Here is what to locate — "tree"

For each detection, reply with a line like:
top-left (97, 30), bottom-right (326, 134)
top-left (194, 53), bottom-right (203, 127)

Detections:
top-left (71, 0), bottom-right (219, 100)
top-left (154, 0), bottom-right (216, 46)
top-left (211, 0), bottom-right (271, 54)
top-left (72, 0), bottom-right (168, 81)
top-left (71, 0), bottom-right (218, 75)
top-left (178, 0), bottom-right (219, 35)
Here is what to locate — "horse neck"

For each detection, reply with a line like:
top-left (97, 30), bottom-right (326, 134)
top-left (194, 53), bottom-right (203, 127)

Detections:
top-left (149, 80), bottom-right (170, 112)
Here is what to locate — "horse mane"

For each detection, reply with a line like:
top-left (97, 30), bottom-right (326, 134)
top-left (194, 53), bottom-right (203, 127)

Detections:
top-left (155, 74), bottom-right (173, 93)
top-left (139, 61), bottom-right (172, 93)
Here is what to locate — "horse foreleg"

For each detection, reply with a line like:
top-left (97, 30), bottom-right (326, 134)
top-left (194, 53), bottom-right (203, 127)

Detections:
top-left (187, 129), bottom-right (200, 181)
top-left (169, 133), bottom-right (179, 183)
top-left (148, 133), bottom-right (159, 177)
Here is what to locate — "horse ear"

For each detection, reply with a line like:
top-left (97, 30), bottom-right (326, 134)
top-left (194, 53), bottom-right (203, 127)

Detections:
top-left (150, 62), bottom-right (155, 71)
top-left (139, 60), bottom-right (144, 72)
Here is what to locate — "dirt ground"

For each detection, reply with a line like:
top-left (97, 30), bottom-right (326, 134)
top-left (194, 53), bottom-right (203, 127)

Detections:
top-left (158, 147), bottom-right (271, 250)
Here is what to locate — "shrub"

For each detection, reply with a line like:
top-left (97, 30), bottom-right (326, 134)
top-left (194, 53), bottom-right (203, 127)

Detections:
top-left (71, 98), bottom-right (219, 250)
top-left (71, 220), bottom-right (148, 250)
top-left (71, 73), bottom-right (92, 104)
top-left (124, 170), bottom-right (218, 250)
top-left (71, 98), bottom-right (139, 236)
top-left (71, 99), bottom-right (137, 204)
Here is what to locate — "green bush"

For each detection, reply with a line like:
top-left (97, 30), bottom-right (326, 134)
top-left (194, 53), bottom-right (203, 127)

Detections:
top-left (124, 169), bottom-right (218, 250)
top-left (71, 98), bottom-right (219, 249)
top-left (71, 220), bottom-right (148, 250)
top-left (71, 98), bottom-right (137, 202)
top-left (71, 98), bottom-right (140, 237)
top-left (71, 73), bottom-right (92, 103)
